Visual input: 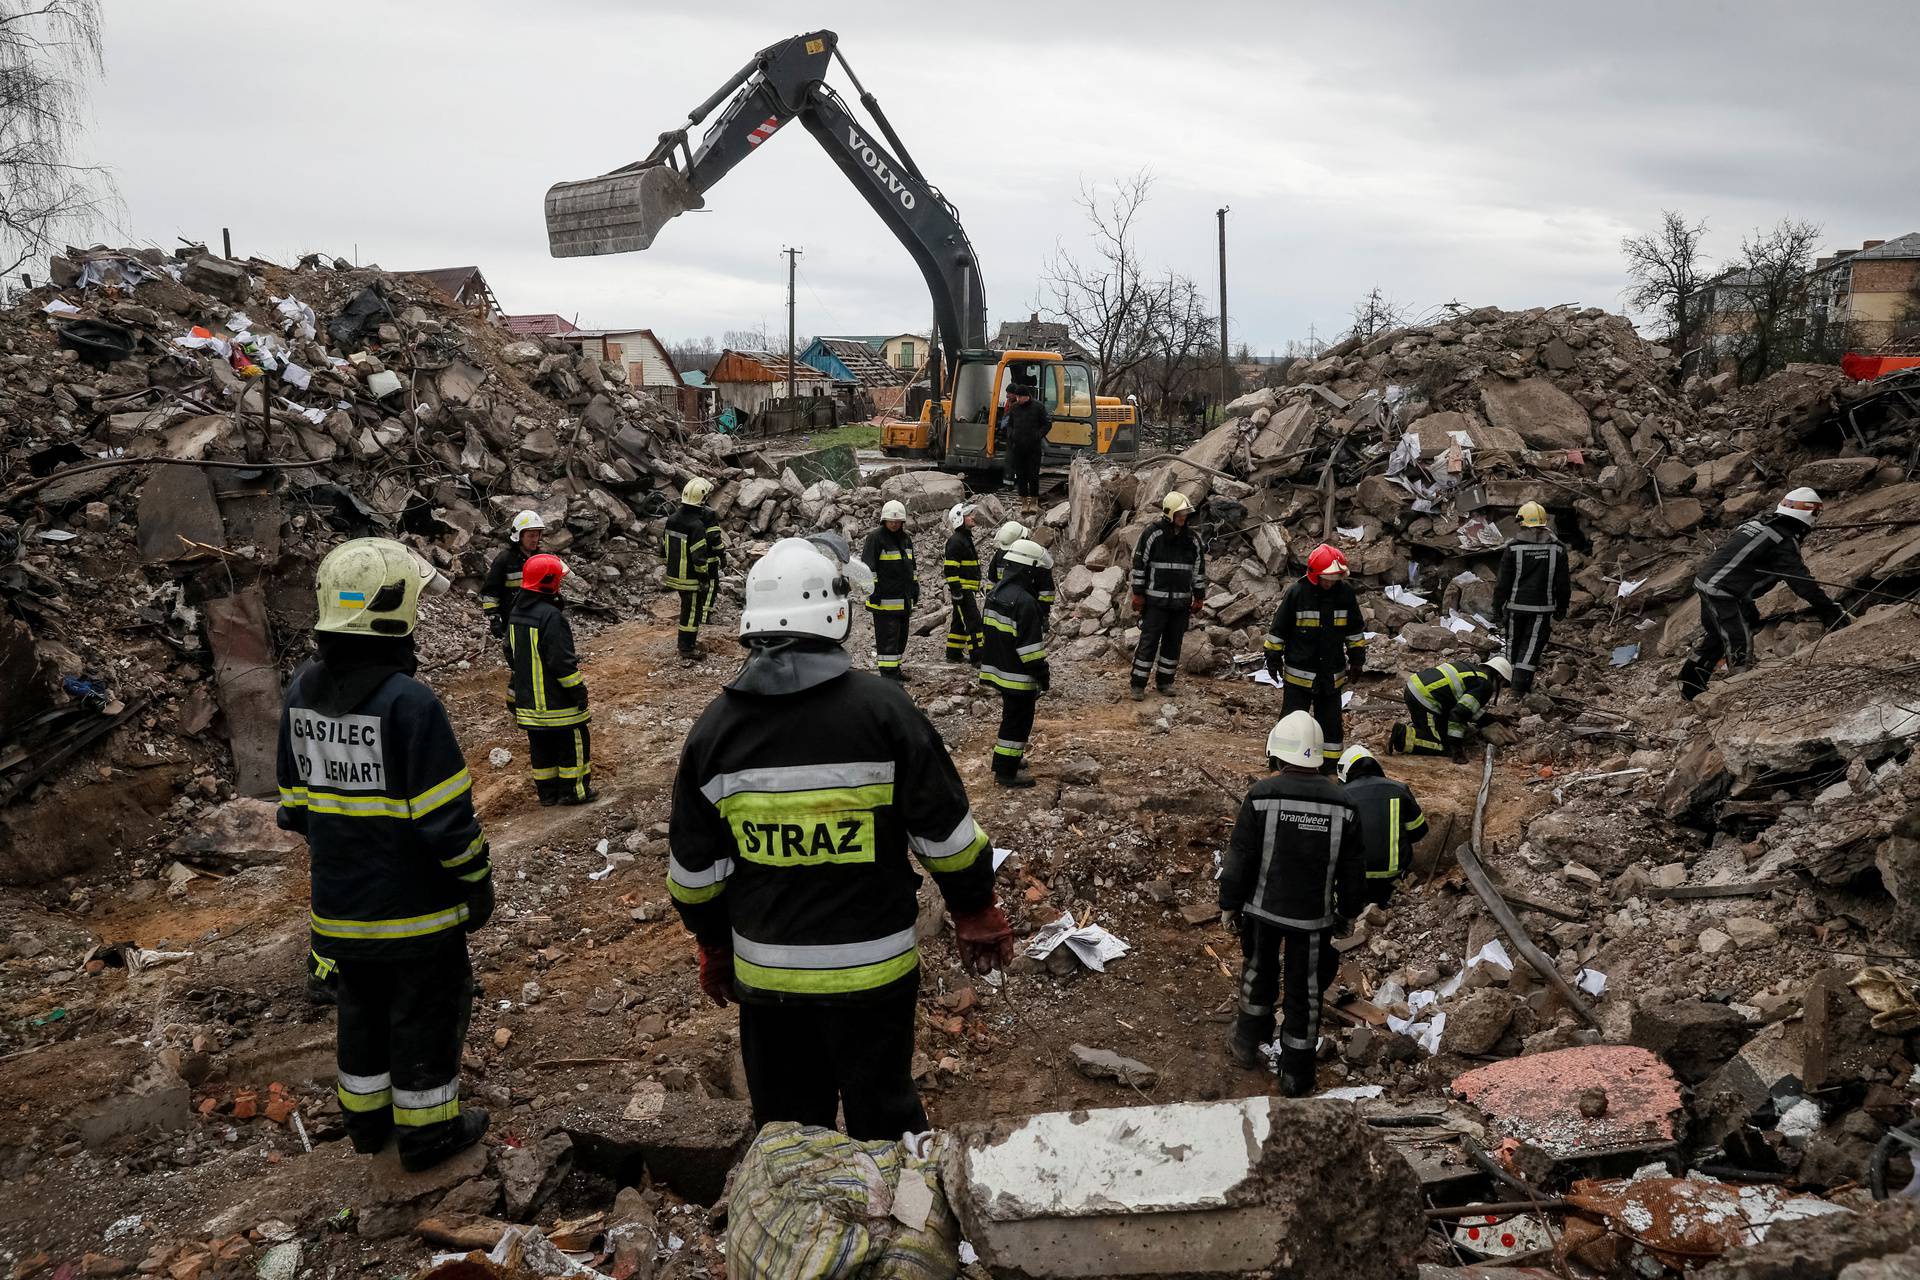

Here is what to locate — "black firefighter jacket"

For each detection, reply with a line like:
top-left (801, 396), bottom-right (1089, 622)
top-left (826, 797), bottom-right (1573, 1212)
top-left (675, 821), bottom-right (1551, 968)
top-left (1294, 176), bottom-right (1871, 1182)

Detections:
top-left (506, 593), bottom-right (589, 730)
top-left (1130, 518), bottom-right (1206, 609)
top-left (1219, 770), bottom-right (1365, 931)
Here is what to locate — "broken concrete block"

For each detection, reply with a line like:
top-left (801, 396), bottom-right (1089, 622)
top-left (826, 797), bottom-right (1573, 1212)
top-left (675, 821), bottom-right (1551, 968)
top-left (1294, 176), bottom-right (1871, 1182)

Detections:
top-left (498, 1131), bottom-right (572, 1221)
top-left (1790, 456), bottom-right (1880, 494)
top-left (181, 255), bottom-right (251, 305)
top-left (879, 468), bottom-right (965, 515)
top-left (169, 798), bottom-right (305, 868)
top-left (1724, 917), bottom-right (1779, 949)
top-left (1628, 1000), bottom-right (1752, 1083)
top-left (944, 1097), bottom-right (1423, 1279)
top-left (1070, 1044), bottom-right (1158, 1088)
top-left (1697, 1196), bottom-right (1920, 1280)
top-left (554, 1090), bottom-right (751, 1205)
top-left (1440, 988), bottom-right (1515, 1056)
top-left (1478, 377), bottom-right (1593, 450)
top-left (1451, 1045), bottom-right (1682, 1162)
top-left (1699, 927), bottom-right (1733, 955)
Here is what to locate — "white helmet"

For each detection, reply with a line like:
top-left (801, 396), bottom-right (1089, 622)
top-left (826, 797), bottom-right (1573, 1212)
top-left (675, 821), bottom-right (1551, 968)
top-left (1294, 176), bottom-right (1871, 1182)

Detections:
top-left (682, 477), bottom-right (714, 505)
top-left (995, 520), bottom-right (1029, 550)
top-left (1336, 744), bottom-right (1375, 783)
top-left (1266, 711), bottom-right (1324, 769)
top-left (1004, 538), bottom-right (1052, 570)
top-left (1776, 487), bottom-right (1822, 526)
top-left (511, 510), bottom-right (545, 535)
top-left (947, 502), bottom-right (975, 531)
top-left (1162, 492), bottom-right (1193, 517)
top-left (1485, 656), bottom-right (1515, 683)
top-left (314, 537), bottom-right (447, 637)
top-left (739, 537), bottom-right (855, 644)
top-left (881, 499), bottom-right (909, 523)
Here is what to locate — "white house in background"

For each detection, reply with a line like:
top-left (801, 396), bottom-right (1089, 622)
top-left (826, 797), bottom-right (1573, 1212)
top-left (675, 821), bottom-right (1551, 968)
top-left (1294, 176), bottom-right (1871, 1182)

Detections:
top-left (556, 328), bottom-right (685, 409)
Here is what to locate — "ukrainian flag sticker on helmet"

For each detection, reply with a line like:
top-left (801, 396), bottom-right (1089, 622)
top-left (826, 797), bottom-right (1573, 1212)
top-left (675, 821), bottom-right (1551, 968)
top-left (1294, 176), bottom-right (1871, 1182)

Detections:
top-left (336, 591), bottom-right (367, 609)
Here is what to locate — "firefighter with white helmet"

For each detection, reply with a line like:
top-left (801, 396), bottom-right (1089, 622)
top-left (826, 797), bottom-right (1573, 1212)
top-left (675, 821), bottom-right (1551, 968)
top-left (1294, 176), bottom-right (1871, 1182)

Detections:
top-left (1128, 491), bottom-right (1207, 699)
top-left (1493, 500), bottom-right (1570, 697)
top-left (989, 520), bottom-right (1055, 621)
top-left (664, 477), bottom-right (725, 660)
top-left (1218, 711), bottom-right (1365, 1096)
top-left (480, 510), bottom-right (544, 640)
top-left (1336, 745), bottom-right (1427, 907)
top-left (1679, 487), bottom-right (1848, 699)
top-left (1392, 657), bottom-right (1513, 758)
top-left (941, 503), bottom-right (985, 664)
top-left (860, 500), bottom-right (918, 679)
top-left (979, 538), bottom-right (1052, 787)
top-left (1263, 543), bottom-right (1366, 769)
top-left (668, 534), bottom-right (1012, 1138)
top-left (276, 538), bottom-right (492, 1171)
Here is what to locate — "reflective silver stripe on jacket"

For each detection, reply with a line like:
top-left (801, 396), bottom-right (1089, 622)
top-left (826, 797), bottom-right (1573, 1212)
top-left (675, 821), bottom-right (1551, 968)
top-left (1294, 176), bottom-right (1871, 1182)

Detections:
top-left (1696, 521), bottom-right (1778, 598)
top-left (1243, 797), bottom-right (1348, 931)
top-left (700, 761), bottom-right (896, 804)
top-left (732, 926), bottom-right (918, 969)
top-left (980, 664), bottom-right (1037, 688)
top-left (908, 813), bottom-right (982, 862)
top-left (668, 854), bottom-right (734, 887)
top-left (1505, 544), bottom-right (1563, 612)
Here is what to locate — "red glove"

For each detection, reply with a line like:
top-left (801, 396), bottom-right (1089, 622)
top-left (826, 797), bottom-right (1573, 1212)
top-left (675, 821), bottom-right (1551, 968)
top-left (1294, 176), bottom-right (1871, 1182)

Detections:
top-left (1130, 593), bottom-right (1146, 613)
top-left (951, 906), bottom-right (1014, 975)
top-left (697, 943), bottom-right (735, 1007)
top-left (1189, 597), bottom-right (1203, 616)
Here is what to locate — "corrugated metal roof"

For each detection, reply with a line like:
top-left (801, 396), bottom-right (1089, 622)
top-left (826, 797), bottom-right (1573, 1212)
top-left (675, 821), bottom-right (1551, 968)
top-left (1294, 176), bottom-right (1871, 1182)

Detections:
top-left (814, 337), bottom-right (908, 386)
top-left (1851, 232), bottom-right (1920, 261)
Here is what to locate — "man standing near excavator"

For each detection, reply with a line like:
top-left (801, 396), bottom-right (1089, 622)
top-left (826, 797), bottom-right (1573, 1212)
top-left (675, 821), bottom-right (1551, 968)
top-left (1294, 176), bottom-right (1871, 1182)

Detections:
top-left (1002, 381), bottom-right (1049, 519)
top-left (668, 535), bottom-right (1013, 1139)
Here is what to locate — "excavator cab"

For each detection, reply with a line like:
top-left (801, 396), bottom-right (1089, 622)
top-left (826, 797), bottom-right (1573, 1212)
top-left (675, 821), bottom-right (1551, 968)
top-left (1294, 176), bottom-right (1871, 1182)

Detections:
top-left (884, 350), bottom-right (1138, 472)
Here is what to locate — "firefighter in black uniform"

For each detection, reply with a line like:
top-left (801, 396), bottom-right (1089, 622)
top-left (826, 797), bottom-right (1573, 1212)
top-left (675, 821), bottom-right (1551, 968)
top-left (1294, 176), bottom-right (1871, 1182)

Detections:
top-left (980, 538), bottom-right (1052, 788)
top-left (1219, 711), bottom-right (1365, 1097)
top-left (1003, 381), bottom-right (1050, 518)
top-left (506, 554), bottom-right (594, 805)
top-left (990, 521), bottom-right (1055, 623)
top-left (1337, 746), bottom-right (1427, 907)
top-left (861, 500), bottom-right (917, 680)
top-left (1493, 501), bottom-right (1570, 696)
top-left (1679, 487), bottom-right (1848, 700)
top-left (276, 538), bottom-right (492, 1171)
top-left (1391, 657), bottom-right (1512, 757)
top-left (1129, 492), bottom-right (1206, 700)
top-left (1264, 543), bottom-right (1366, 770)
top-left (667, 535), bottom-right (1015, 1139)
top-left (942, 503), bottom-right (984, 664)
top-left (479, 510), bottom-right (544, 643)
top-left (664, 477), bottom-right (725, 660)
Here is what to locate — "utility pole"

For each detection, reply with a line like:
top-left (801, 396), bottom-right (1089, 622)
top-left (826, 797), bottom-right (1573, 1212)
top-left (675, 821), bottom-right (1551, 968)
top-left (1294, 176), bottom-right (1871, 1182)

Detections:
top-left (1216, 207), bottom-right (1229, 421)
top-left (782, 247), bottom-right (802, 404)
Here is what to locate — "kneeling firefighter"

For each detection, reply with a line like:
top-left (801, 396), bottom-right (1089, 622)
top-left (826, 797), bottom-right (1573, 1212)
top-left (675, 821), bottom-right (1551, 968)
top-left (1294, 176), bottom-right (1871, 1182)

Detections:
top-left (277, 538), bottom-right (492, 1171)
top-left (667, 535), bottom-right (1014, 1138)
top-left (1391, 657), bottom-right (1512, 758)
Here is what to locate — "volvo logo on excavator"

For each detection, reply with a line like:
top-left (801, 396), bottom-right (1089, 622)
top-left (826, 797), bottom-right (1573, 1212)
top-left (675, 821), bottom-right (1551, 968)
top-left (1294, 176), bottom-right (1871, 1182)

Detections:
top-left (846, 127), bottom-right (916, 211)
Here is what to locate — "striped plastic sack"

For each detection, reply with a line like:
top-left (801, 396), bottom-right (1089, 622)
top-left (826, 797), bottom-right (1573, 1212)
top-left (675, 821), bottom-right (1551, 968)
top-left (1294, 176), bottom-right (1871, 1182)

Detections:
top-left (726, 1122), bottom-right (959, 1280)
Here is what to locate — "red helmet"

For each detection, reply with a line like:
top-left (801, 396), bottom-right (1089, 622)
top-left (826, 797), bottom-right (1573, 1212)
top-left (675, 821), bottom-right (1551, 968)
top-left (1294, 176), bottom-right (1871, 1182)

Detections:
top-left (1307, 544), bottom-right (1349, 586)
top-left (522, 553), bottom-right (568, 594)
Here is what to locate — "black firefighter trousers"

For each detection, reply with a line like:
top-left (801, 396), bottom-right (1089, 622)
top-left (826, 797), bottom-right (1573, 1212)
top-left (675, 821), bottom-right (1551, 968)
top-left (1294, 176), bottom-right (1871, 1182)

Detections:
top-left (946, 591), bottom-right (983, 662)
top-left (1504, 610), bottom-right (1553, 696)
top-left (738, 982), bottom-right (928, 1141)
top-left (334, 941), bottom-right (472, 1162)
top-left (1232, 920), bottom-right (1336, 1088)
top-left (527, 724), bottom-right (592, 803)
top-left (1131, 605), bottom-right (1189, 692)
top-left (676, 577), bottom-right (718, 654)
top-left (1679, 594), bottom-right (1760, 700)
top-left (993, 690), bottom-right (1038, 777)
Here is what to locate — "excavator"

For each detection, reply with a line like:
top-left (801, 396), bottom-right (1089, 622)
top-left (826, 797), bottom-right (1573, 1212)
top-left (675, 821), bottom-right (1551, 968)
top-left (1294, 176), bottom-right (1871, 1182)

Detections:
top-left (543, 29), bottom-right (1138, 478)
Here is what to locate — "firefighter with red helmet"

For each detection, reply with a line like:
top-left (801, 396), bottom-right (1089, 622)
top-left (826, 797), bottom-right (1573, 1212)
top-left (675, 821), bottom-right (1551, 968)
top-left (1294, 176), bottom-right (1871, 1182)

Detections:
top-left (506, 553), bottom-right (595, 806)
top-left (1263, 544), bottom-right (1366, 771)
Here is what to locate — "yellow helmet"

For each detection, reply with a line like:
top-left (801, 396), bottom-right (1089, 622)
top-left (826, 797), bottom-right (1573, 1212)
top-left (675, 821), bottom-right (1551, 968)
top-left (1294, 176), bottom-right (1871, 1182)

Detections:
top-left (1518, 501), bottom-right (1548, 528)
top-left (682, 477), bottom-right (714, 505)
top-left (1162, 492), bottom-right (1193, 517)
top-left (314, 538), bottom-right (446, 637)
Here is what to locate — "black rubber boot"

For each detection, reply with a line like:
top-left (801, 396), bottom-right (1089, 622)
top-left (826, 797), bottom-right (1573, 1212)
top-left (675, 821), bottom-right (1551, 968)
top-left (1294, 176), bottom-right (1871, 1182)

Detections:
top-left (1227, 1033), bottom-right (1261, 1070)
top-left (995, 771), bottom-right (1036, 789)
top-left (558, 786), bottom-right (599, 807)
top-left (399, 1106), bottom-right (490, 1174)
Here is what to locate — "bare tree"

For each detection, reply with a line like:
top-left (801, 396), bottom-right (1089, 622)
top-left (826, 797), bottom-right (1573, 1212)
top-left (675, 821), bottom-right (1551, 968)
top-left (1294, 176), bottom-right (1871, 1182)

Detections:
top-left (1134, 271), bottom-right (1215, 423)
top-left (722, 324), bottom-right (771, 351)
top-left (1620, 210), bottom-right (1711, 357)
top-left (1040, 170), bottom-right (1174, 394)
top-left (1348, 287), bottom-right (1409, 342)
top-left (1724, 218), bottom-right (1822, 384)
top-left (0, 1), bottom-right (114, 280)
top-left (667, 334), bottom-right (720, 374)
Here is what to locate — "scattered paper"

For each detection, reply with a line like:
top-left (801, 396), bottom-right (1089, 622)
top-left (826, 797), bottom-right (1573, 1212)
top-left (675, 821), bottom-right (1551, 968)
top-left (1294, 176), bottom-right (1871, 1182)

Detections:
top-left (280, 361), bottom-right (312, 390)
top-left (1616, 577), bottom-right (1647, 598)
top-left (1442, 612), bottom-right (1477, 634)
top-left (1385, 584), bottom-right (1429, 609)
top-left (595, 838), bottom-right (610, 856)
top-left (958, 1243), bottom-right (979, 1266)
top-left (1252, 668), bottom-right (1281, 687)
top-left (1317, 1084), bottom-right (1385, 1101)
top-left (1452, 570), bottom-right (1481, 585)
top-left (36, 529), bottom-right (76, 542)
top-left (891, 1171), bottom-right (934, 1232)
top-left (1468, 938), bottom-right (1514, 974)
top-left (588, 865), bottom-right (616, 881)
top-left (1337, 524), bottom-right (1365, 540)
top-left (1023, 911), bottom-right (1132, 972)
top-left (991, 847), bottom-right (1014, 872)
top-left (1576, 967), bottom-right (1608, 997)
top-left (1610, 644), bottom-right (1641, 667)
top-left (1340, 690), bottom-right (1353, 708)
top-left (43, 298), bottom-right (80, 315)
top-left (1387, 1010), bottom-right (1447, 1055)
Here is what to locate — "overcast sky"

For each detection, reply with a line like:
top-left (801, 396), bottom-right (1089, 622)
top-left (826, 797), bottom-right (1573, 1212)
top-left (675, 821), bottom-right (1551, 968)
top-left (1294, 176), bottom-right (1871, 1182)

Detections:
top-left (84, 1), bottom-right (1919, 353)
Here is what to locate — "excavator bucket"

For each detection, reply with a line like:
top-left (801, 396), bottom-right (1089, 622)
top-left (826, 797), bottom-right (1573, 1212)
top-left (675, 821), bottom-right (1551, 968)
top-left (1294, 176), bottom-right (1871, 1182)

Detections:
top-left (544, 165), bottom-right (705, 258)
